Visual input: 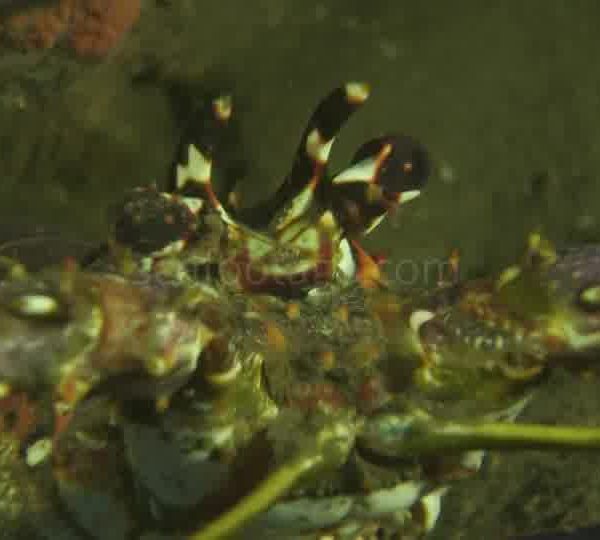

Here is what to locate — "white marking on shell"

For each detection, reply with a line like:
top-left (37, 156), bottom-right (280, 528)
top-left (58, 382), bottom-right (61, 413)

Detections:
top-left (54, 401), bottom-right (72, 416)
top-left (255, 479), bottom-right (426, 534)
top-left (337, 238), bottom-right (356, 277)
top-left (553, 318), bottom-right (600, 352)
top-left (16, 294), bottom-right (58, 316)
top-left (400, 189), bottom-right (421, 203)
top-left (294, 227), bottom-right (319, 251)
top-left (409, 310), bottom-right (435, 334)
top-left (191, 425), bottom-right (234, 460)
top-left (0, 383), bottom-right (11, 398)
top-left (461, 450), bottom-right (485, 472)
top-left (194, 283), bottom-right (221, 300)
top-left (180, 196), bottom-right (204, 215)
top-left (140, 256), bottom-right (153, 272)
top-left (275, 186), bottom-right (316, 235)
top-left (363, 213), bottom-right (386, 235)
top-left (247, 235), bottom-right (275, 258)
top-left (212, 95), bottom-right (232, 121)
top-left (26, 438), bottom-right (53, 467)
top-left (319, 210), bottom-right (337, 230)
top-left (306, 129), bottom-right (334, 164)
top-left (581, 285), bottom-right (600, 305)
top-left (487, 395), bottom-right (532, 422)
top-left (332, 157), bottom-right (379, 184)
top-left (153, 239), bottom-right (186, 257)
top-left (177, 144), bottom-right (212, 188)
top-left (179, 145), bottom-right (242, 229)
top-left (258, 494), bottom-right (354, 530)
top-left (145, 355), bottom-right (169, 377)
top-left (345, 82), bottom-right (370, 103)
top-left (358, 481), bottom-right (424, 517)
top-left (205, 357), bottom-right (241, 385)
top-left (419, 487), bottom-right (448, 531)
top-left (262, 258), bottom-right (317, 276)
top-left (497, 265), bottom-right (521, 288)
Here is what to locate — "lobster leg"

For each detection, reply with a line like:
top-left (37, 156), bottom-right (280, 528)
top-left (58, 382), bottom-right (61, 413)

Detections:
top-left (358, 409), bottom-right (600, 459)
top-left (188, 414), bottom-right (356, 540)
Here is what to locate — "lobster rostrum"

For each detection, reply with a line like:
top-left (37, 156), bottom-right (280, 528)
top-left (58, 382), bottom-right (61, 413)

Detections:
top-left (1, 84), bottom-right (600, 540)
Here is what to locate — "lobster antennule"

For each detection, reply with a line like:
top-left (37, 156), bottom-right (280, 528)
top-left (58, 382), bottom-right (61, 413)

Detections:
top-left (287, 82), bottom-right (370, 193)
top-left (258, 82), bottom-right (370, 231)
top-left (170, 92), bottom-right (238, 217)
top-left (329, 134), bottom-right (430, 237)
top-left (177, 144), bottom-right (238, 229)
top-left (290, 82), bottom-right (370, 184)
top-left (359, 411), bottom-right (600, 459)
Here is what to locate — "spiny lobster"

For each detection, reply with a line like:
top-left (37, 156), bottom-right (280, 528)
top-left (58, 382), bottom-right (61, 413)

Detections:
top-left (0, 83), bottom-right (599, 540)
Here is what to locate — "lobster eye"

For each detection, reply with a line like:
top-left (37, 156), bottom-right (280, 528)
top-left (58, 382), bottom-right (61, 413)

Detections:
top-left (113, 188), bottom-right (198, 256)
top-left (578, 285), bottom-right (600, 312)
top-left (351, 134), bottom-right (430, 197)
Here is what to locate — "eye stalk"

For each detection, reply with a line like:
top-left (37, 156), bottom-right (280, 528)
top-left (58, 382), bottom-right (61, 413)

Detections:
top-left (329, 134), bottom-right (431, 237)
top-left (112, 187), bottom-right (199, 257)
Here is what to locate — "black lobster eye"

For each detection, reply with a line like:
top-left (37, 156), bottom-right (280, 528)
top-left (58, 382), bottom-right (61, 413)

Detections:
top-left (352, 134), bottom-right (430, 196)
top-left (112, 188), bottom-right (197, 256)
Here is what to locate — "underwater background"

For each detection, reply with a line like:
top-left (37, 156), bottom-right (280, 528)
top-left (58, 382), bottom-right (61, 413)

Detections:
top-left (1, 1), bottom-right (600, 539)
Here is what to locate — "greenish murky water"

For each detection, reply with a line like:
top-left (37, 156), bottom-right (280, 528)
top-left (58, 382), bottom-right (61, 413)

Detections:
top-left (1, 2), bottom-right (600, 539)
